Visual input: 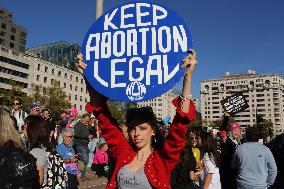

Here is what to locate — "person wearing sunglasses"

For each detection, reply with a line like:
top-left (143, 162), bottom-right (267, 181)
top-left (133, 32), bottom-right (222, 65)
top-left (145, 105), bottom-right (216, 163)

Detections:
top-left (76, 49), bottom-right (197, 189)
top-left (11, 98), bottom-right (28, 132)
top-left (30, 103), bottom-right (40, 116)
top-left (56, 128), bottom-right (80, 189)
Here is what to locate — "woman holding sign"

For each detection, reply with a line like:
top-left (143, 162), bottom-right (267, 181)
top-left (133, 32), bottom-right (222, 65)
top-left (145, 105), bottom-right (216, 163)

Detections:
top-left (76, 50), bottom-right (197, 189)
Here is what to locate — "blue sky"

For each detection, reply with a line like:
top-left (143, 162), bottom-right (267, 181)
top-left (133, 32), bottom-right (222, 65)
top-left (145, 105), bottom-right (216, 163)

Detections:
top-left (1, 0), bottom-right (284, 96)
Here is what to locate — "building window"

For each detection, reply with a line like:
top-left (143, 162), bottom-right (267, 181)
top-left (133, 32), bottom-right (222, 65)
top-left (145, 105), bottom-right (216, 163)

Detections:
top-left (76, 77), bottom-right (78, 82)
top-left (1, 23), bottom-right (6, 29)
top-left (51, 79), bottom-right (54, 84)
top-left (80, 96), bottom-right (82, 101)
top-left (20, 31), bottom-right (26, 38)
top-left (37, 64), bottom-right (40, 71)
top-left (64, 73), bottom-right (67, 79)
top-left (51, 69), bottom-right (54, 75)
top-left (80, 105), bottom-right (82, 111)
top-left (75, 95), bottom-right (77, 100)
top-left (70, 75), bottom-right (73, 81)
top-left (43, 87), bottom-right (47, 95)
top-left (11, 27), bottom-right (16, 33)
top-left (10, 42), bottom-right (14, 48)
top-left (10, 35), bottom-right (15, 41)
top-left (58, 71), bottom-right (61, 77)
top-left (36, 75), bottom-right (40, 81)
top-left (70, 84), bottom-right (72, 90)
top-left (75, 86), bottom-right (77, 91)
top-left (44, 77), bottom-right (47, 83)
top-left (81, 79), bottom-right (83, 84)
top-left (0, 31), bottom-right (5, 37)
top-left (64, 83), bottom-right (66, 88)
top-left (81, 87), bottom-right (83, 92)
top-left (45, 66), bottom-right (48, 73)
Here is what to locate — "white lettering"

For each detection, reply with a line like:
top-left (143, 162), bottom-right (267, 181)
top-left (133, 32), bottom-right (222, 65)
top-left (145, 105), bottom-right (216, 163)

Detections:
top-left (111, 58), bottom-right (126, 88)
top-left (113, 31), bottom-right (126, 57)
top-left (101, 32), bottom-right (111, 58)
top-left (86, 33), bottom-right (100, 60)
top-left (139, 28), bottom-right (149, 55)
top-left (94, 60), bottom-right (108, 87)
top-left (104, 8), bottom-right (118, 30)
top-left (158, 26), bottom-right (171, 53)
top-left (163, 55), bottom-right (179, 83)
top-left (146, 55), bottom-right (162, 85)
top-left (136, 3), bottom-right (151, 27)
top-left (129, 57), bottom-right (144, 81)
top-left (152, 5), bottom-right (168, 25)
top-left (121, 4), bottom-right (135, 29)
top-left (173, 25), bottom-right (187, 52)
top-left (127, 29), bottom-right (138, 56)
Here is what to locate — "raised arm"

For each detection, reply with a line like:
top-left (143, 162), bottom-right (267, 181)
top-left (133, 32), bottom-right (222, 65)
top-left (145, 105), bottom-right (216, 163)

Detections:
top-left (159, 50), bottom-right (197, 173)
top-left (76, 54), bottom-right (131, 159)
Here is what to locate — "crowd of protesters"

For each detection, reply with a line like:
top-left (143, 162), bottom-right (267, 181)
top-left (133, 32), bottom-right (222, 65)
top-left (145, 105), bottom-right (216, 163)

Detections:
top-left (0, 50), bottom-right (283, 189)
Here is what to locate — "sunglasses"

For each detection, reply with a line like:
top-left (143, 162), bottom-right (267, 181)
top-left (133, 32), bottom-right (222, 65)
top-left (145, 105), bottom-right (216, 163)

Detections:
top-left (13, 103), bottom-right (20, 105)
top-left (191, 137), bottom-right (199, 140)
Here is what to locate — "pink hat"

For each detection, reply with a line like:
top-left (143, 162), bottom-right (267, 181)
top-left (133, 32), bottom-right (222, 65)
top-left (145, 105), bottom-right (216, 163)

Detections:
top-left (70, 107), bottom-right (78, 117)
top-left (229, 122), bottom-right (241, 131)
top-left (219, 131), bottom-right (227, 138)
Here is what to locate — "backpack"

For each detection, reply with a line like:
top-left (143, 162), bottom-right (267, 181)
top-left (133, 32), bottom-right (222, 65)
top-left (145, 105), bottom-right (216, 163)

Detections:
top-left (0, 145), bottom-right (39, 189)
top-left (42, 150), bottom-right (68, 189)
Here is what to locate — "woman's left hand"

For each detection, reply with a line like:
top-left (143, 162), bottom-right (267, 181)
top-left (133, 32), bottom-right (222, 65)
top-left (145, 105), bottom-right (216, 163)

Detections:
top-left (181, 49), bottom-right (198, 74)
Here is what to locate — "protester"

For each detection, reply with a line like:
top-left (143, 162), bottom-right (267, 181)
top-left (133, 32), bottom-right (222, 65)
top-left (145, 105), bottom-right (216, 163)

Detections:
top-left (41, 108), bottom-right (56, 145)
top-left (66, 107), bottom-right (79, 129)
top-left (91, 139), bottom-right (109, 178)
top-left (76, 49), bottom-right (197, 188)
top-left (231, 127), bottom-right (277, 189)
top-left (267, 133), bottom-right (284, 189)
top-left (199, 132), bottom-right (221, 189)
top-left (74, 113), bottom-right (92, 178)
top-left (219, 113), bottom-right (240, 189)
top-left (11, 98), bottom-right (28, 132)
top-left (56, 128), bottom-right (80, 189)
top-left (88, 114), bottom-right (99, 167)
top-left (24, 115), bottom-right (50, 186)
top-left (170, 142), bottom-right (200, 189)
top-left (30, 103), bottom-right (40, 116)
top-left (0, 109), bottom-right (39, 188)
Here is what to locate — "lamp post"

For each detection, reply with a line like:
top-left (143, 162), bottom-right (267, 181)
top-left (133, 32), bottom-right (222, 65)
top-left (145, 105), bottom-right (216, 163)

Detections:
top-left (96, 0), bottom-right (103, 19)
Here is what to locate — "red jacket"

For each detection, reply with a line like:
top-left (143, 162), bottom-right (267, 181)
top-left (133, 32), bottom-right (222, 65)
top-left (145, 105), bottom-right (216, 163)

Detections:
top-left (86, 97), bottom-right (196, 189)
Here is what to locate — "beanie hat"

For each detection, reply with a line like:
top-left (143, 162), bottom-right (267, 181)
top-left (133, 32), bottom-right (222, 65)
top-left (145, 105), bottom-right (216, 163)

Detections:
top-left (30, 103), bottom-right (39, 110)
top-left (229, 122), bottom-right (241, 131)
top-left (126, 107), bottom-right (156, 129)
top-left (219, 131), bottom-right (227, 138)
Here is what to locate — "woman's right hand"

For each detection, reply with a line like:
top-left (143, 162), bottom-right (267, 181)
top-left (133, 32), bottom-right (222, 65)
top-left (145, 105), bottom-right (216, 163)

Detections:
top-left (76, 53), bottom-right (87, 76)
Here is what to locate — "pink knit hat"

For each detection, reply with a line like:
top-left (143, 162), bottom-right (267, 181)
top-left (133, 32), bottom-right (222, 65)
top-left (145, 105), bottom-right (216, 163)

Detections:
top-left (229, 122), bottom-right (241, 131)
top-left (70, 107), bottom-right (78, 117)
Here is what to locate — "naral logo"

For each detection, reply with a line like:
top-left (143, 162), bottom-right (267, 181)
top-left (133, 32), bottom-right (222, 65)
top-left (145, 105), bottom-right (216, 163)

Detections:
top-left (126, 81), bottom-right (147, 101)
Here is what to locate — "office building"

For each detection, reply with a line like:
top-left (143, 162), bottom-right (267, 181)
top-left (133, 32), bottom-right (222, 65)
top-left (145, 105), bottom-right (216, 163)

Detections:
top-left (0, 7), bottom-right (27, 52)
top-left (28, 41), bottom-right (81, 71)
top-left (200, 70), bottom-right (284, 135)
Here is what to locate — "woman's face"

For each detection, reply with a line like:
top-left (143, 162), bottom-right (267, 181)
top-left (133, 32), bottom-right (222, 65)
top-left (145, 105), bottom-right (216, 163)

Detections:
top-left (128, 123), bottom-right (155, 150)
top-left (101, 144), bottom-right (108, 152)
top-left (189, 133), bottom-right (198, 147)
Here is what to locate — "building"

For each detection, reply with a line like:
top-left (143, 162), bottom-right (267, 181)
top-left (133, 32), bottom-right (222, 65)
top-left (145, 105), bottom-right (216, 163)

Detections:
top-left (0, 8), bottom-right (27, 52)
top-left (0, 45), bottom-right (89, 114)
top-left (136, 89), bottom-right (176, 122)
top-left (27, 41), bottom-right (81, 71)
top-left (200, 70), bottom-right (284, 135)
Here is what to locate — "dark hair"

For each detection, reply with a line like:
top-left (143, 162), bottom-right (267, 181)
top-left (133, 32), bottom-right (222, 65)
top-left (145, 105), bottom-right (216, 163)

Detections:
top-left (200, 132), bottom-right (220, 168)
top-left (13, 97), bottom-right (22, 105)
top-left (10, 115), bottom-right (18, 130)
top-left (41, 108), bottom-right (50, 114)
top-left (25, 115), bottom-right (50, 150)
top-left (246, 127), bottom-right (261, 142)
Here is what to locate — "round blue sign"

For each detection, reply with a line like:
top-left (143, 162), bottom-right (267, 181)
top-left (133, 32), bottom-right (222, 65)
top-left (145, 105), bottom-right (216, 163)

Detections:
top-left (82, 1), bottom-right (192, 102)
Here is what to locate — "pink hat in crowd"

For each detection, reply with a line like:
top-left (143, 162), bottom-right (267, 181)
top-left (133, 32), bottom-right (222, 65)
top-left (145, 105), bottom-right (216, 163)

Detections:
top-left (70, 107), bottom-right (78, 117)
top-left (229, 122), bottom-right (241, 131)
top-left (219, 131), bottom-right (227, 138)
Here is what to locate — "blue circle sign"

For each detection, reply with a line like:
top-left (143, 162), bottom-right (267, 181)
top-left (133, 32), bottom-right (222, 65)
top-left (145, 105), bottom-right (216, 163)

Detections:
top-left (82, 1), bottom-right (192, 102)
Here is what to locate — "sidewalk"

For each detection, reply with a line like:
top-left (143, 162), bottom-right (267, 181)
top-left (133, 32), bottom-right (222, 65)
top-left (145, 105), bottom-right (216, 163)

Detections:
top-left (78, 168), bottom-right (108, 189)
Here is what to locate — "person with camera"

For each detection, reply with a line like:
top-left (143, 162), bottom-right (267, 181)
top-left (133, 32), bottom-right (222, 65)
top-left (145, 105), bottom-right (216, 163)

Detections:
top-left (56, 128), bottom-right (80, 189)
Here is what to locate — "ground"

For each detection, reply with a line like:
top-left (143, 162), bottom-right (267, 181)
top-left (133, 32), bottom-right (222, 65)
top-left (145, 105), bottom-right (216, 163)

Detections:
top-left (78, 168), bottom-right (108, 189)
